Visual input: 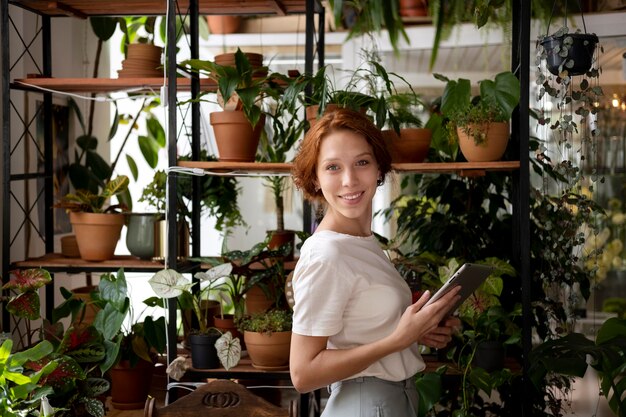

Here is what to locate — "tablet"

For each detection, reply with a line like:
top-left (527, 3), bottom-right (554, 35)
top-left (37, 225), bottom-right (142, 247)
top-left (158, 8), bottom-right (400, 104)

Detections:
top-left (423, 263), bottom-right (495, 316)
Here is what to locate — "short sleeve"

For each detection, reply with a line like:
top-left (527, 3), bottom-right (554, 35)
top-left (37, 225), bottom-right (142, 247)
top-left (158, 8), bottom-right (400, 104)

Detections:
top-left (291, 260), bottom-right (356, 337)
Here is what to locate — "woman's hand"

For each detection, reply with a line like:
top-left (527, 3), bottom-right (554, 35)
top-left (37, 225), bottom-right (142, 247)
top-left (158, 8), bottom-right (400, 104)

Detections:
top-left (392, 287), bottom-right (462, 350)
top-left (418, 316), bottom-right (461, 349)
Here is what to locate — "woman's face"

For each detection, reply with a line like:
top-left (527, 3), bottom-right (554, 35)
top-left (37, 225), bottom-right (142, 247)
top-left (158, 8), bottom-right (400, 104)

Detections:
top-left (315, 129), bottom-right (380, 230)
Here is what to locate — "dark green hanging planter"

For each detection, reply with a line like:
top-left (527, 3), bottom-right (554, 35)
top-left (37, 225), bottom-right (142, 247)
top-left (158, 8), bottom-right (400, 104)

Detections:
top-left (540, 32), bottom-right (598, 76)
top-left (540, 0), bottom-right (598, 77)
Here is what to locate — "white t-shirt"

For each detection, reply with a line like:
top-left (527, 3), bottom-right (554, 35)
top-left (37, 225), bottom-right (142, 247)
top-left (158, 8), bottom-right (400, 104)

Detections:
top-left (292, 230), bottom-right (425, 382)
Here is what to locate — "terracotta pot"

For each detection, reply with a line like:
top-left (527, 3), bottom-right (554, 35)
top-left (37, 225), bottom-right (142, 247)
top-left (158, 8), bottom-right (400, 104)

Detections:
top-left (206, 15), bottom-right (242, 34)
top-left (244, 330), bottom-right (291, 370)
top-left (210, 111), bottom-right (265, 162)
top-left (267, 229), bottom-right (295, 261)
top-left (183, 299), bottom-right (221, 338)
top-left (213, 314), bottom-right (242, 343)
top-left (69, 212), bottom-right (125, 261)
top-left (109, 359), bottom-right (154, 410)
top-left (245, 285), bottom-right (275, 315)
top-left (119, 44), bottom-right (163, 78)
top-left (305, 104), bottom-right (339, 130)
top-left (399, 0), bottom-right (428, 16)
top-left (214, 51), bottom-right (263, 67)
top-left (60, 234), bottom-right (80, 258)
top-left (456, 122), bottom-right (509, 162)
top-left (383, 128), bottom-right (432, 163)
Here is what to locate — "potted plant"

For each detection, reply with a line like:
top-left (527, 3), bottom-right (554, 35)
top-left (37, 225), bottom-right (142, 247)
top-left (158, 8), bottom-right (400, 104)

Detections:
top-left (236, 309), bottom-right (292, 370)
top-left (529, 317), bottom-right (626, 417)
top-left (149, 265), bottom-right (240, 370)
top-left (54, 175), bottom-right (130, 261)
top-left (302, 65), bottom-right (377, 128)
top-left (182, 48), bottom-right (274, 162)
top-left (81, 268), bottom-right (165, 410)
top-left (258, 75), bottom-right (307, 259)
top-left (0, 339), bottom-right (60, 417)
top-left (140, 156), bottom-right (244, 258)
top-left (382, 91), bottom-right (432, 163)
top-left (438, 71), bottom-right (520, 162)
top-left (2, 268), bottom-right (119, 417)
top-left (539, 26), bottom-right (599, 77)
top-left (327, 0), bottom-right (408, 56)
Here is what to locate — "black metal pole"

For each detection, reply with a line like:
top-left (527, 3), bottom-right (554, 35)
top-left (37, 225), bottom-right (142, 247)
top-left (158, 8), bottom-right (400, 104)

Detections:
top-left (190, 0), bottom-right (201, 260)
top-left (512, 0), bottom-right (532, 415)
top-left (42, 14), bottom-right (55, 321)
top-left (166, 0), bottom-right (179, 368)
top-left (1, 0), bottom-right (11, 332)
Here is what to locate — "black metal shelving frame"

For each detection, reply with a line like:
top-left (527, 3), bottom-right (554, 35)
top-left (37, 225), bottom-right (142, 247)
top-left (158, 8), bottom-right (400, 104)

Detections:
top-left (1, 1), bottom-right (531, 415)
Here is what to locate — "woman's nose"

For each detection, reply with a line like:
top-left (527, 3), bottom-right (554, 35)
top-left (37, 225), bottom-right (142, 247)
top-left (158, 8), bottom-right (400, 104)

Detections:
top-left (342, 167), bottom-right (357, 187)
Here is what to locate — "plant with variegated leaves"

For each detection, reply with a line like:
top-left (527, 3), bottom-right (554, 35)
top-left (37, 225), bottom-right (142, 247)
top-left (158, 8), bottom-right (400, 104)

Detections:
top-left (2, 268), bottom-right (52, 350)
top-left (2, 268), bottom-right (112, 417)
top-left (149, 266), bottom-right (242, 370)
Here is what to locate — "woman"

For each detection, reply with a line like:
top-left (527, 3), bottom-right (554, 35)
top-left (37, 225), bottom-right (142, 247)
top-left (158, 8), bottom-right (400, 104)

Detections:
top-left (289, 108), bottom-right (461, 416)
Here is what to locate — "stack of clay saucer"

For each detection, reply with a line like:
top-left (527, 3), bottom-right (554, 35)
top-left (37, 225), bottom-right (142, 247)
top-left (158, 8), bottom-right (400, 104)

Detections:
top-left (118, 43), bottom-right (163, 78)
top-left (214, 52), bottom-right (267, 77)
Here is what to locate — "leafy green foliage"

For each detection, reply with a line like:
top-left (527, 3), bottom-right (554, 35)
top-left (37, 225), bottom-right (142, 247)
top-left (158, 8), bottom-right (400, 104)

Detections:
top-left (55, 175), bottom-right (130, 213)
top-left (183, 48), bottom-right (272, 128)
top-left (438, 71), bottom-right (520, 146)
top-left (140, 151), bottom-right (244, 231)
top-left (529, 318), bottom-right (626, 416)
top-left (237, 309), bottom-right (292, 334)
top-left (0, 339), bottom-right (58, 417)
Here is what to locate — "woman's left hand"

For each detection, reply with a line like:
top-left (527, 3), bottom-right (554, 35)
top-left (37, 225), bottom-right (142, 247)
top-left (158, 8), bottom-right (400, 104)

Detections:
top-left (418, 316), bottom-right (461, 349)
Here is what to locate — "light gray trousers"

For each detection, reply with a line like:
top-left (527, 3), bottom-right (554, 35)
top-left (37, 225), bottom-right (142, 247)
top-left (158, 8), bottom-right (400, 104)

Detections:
top-left (322, 376), bottom-right (419, 417)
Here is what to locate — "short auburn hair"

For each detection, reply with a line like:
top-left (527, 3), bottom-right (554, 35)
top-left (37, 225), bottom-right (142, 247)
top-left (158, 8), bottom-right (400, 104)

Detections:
top-left (292, 108), bottom-right (392, 203)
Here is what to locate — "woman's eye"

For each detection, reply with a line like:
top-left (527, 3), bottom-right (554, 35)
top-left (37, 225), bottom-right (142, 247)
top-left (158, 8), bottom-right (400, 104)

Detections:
top-left (356, 159), bottom-right (370, 166)
top-left (325, 164), bottom-right (339, 171)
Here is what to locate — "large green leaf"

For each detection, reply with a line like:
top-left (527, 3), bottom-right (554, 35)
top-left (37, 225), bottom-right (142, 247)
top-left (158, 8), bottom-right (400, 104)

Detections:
top-left (415, 371), bottom-right (443, 416)
top-left (94, 304), bottom-right (126, 341)
top-left (479, 72), bottom-right (520, 119)
top-left (7, 340), bottom-right (53, 367)
top-left (146, 115), bottom-right (166, 147)
top-left (138, 135), bottom-right (159, 169)
top-left (89, 17), bottom-right (119, 41)
top-left (441, 78), bottom-right (471, 117)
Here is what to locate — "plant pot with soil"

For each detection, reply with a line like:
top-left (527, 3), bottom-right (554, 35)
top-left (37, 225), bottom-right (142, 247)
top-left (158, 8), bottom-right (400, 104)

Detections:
top-left (149, 265), bottom-right (239, 369)
top-left (439, 71), bottom-right (520, 162)
top-left (54, 176), bottom-right (130, 261)
top-left (182, 48), bottom-right (274, 162)
top-left (237, 309), bottom-right (292, 370)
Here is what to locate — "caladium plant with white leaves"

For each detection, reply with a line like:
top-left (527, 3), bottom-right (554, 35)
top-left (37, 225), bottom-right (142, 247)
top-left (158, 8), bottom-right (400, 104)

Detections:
top-left (148, 264), bottom-right (233, 334)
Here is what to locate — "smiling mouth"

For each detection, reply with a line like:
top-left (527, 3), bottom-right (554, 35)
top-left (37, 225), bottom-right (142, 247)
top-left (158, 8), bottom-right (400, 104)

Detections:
top-left (341, 192), bottom-right (364, 201)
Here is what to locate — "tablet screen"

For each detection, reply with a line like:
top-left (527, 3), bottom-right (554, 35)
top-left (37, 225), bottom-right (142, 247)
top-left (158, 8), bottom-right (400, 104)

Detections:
top-left (423, 263), bottom-right (495, 315)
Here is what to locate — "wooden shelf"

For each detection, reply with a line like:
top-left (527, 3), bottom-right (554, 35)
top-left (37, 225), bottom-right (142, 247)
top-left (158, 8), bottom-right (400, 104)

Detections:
top-left (182, 354), bottom-right (468, 380)
top-left (10, 253), bottom-right (191, 273)
top-left (178, 160), bottom-right (521, 177)
top-left (12, 77), bottom-right (217, 94)
top-left (10, 0), bottom-right (310, 18)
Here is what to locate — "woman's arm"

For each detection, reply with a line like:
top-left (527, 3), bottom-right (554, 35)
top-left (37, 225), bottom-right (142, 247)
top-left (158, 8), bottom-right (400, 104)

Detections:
top-left (289, 286), bottom-right (462, 393)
